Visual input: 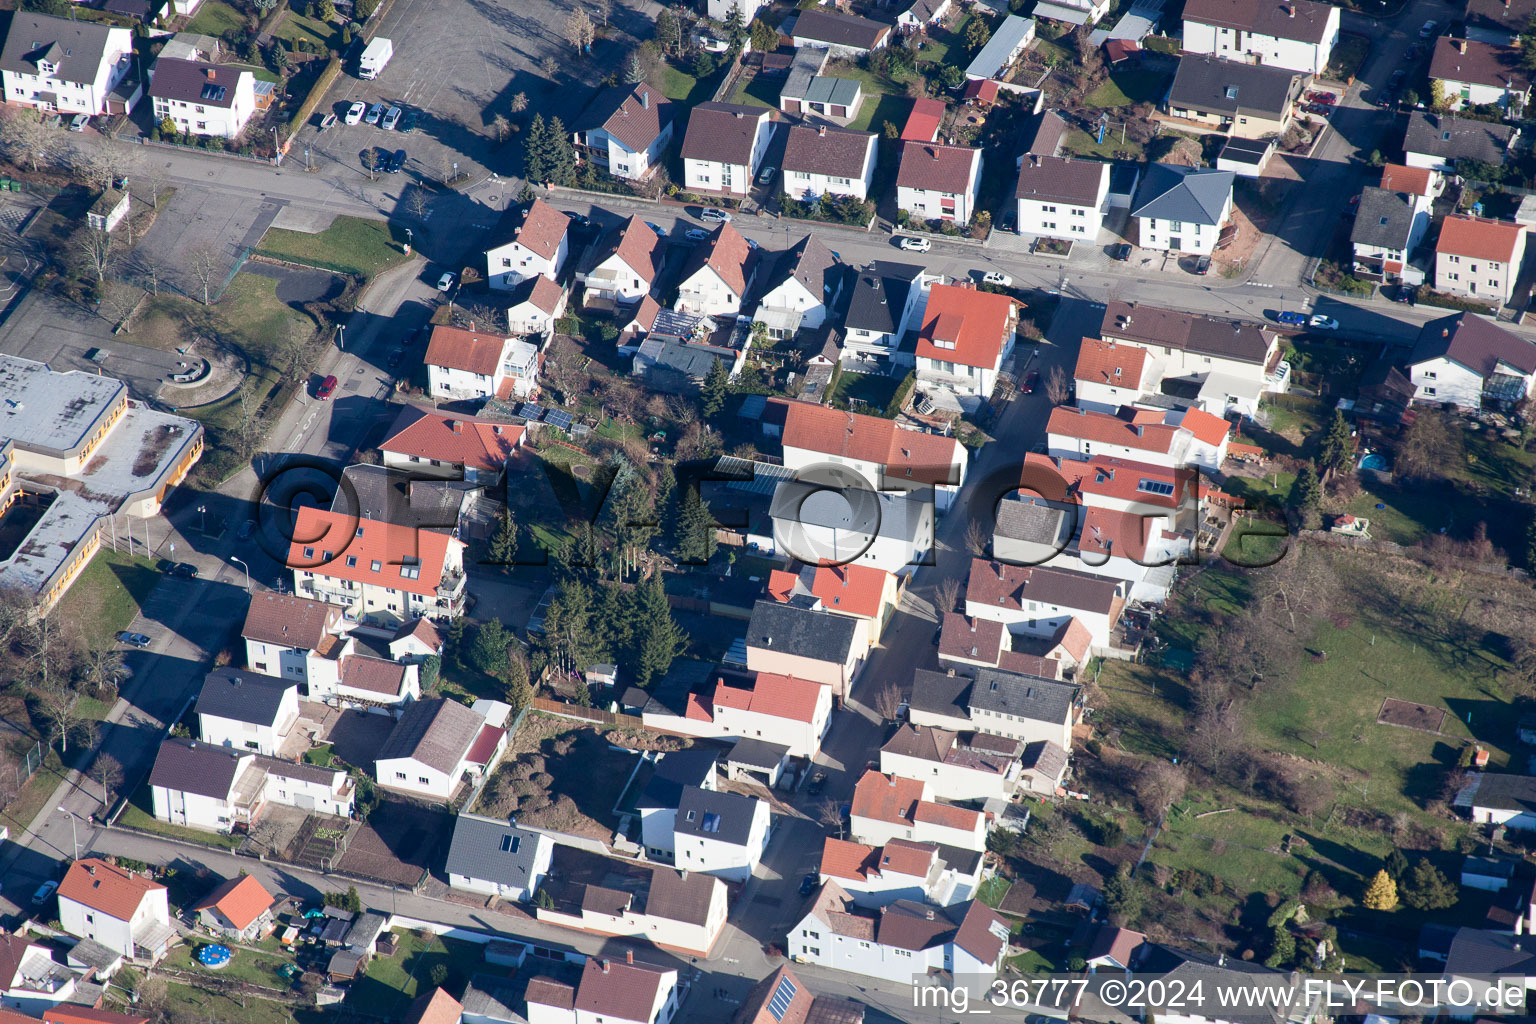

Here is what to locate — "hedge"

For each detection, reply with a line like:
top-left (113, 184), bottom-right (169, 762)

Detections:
top-left (885, 371), bottom-right (916, 418)
top-left (286, 56), bottom-right (342, 138)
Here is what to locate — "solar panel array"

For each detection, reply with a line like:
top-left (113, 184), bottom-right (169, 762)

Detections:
top-left (768, 976), bottom-right (798, 1021)
top-left (518, 403), bottom-right (543, 421)
top-left (544, 409), bottom-right (574, 430)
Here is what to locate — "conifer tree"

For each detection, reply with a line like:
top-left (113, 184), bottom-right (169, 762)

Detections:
top-left (700, 359), bottom-right (730, 419)
top-left (489, 508), bottom-right (518, 570)
top-left (676, 487), bottom-right (717, 564)
top-left (631, 575), bottom-right (687, 687)
top-left (1362, 869), bottom-right (1398, 911)
top-left (523, 114), bottom-right (549, 185)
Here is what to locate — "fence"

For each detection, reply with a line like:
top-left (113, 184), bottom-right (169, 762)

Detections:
top-left (12, 739), bottom-right (41, 792)
top-left (529, 697), bottom-right (644, 729)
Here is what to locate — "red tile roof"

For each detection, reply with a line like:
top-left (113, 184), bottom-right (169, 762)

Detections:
top-left (44, 1009), bottom-right (150, 1024)
top-left (965, 556), bottom-right (1124, 616)
top-left (506, 199), bottom-right (570, 261)
top-left (896, 141), bottom-right (981, 194)
top-left (1178, 407), bottom-right (1231, 447)
top-left (514, 275), bottom-right (566, 315)
top-left (878, 838), bottom-right (938, 876)
top-left (1074, 338), bottom-right (1148, 389)
top-left (425, 325), bottom-right (511, 376)
top-left (1078, 507), bottom-right (1152, 562)
top-left (912, 800), bottom-right (981, 831)
top-left (595, 216), bottom-right (664, 283)
top-left (770, 563), bottom-right (891, 619)
top-left (1437, 213), bottom-right (1525, 263)
top-left (1024, 452), bottom-right (1190, 508)
top-left (287, 507), bottom-right (457, 598)
top-left (771, 399), bottom-right (964, 485)
top-left (681, 221), bottom-right (754, 297)
top-left (962, 78), bottom-right (999, 103)
top-left (901, 97), bottom-right (945, 142)
top-left (714, 672), bottom-right (824, 723)
top-left (465, 724), bottom-right (506, 765)
top-left (850, 770), bottom-right (924, 824)
top-left (916, 283), bottom-right (1017, 370)
top-left (339, 654), bottom-right (408, 695)
top-left (739, 966), bottom-right (815, 1024)
top-left (192, 874), bottom-right (275, 931)
top-left (938, 611), bottom-right (1005, 662)
top-left (379, 405), bottom-right (522, 473)
top-left (575, 957), bottom-right (668, 1023)
top-left (404, 988), bottom-right (463, 1024)
top-left (766, 569), bottom-right (798, 603)
top-left (1380, 163), bottom-right (1433, 197)
top-left (1047, 406), bottom-right (1179, 454)
top-left (821, 837), bottom-right (880, 881)
top-left (58, 859), bottom-right (164, 922)
top-left (241, 592), bottom-right (342, 649)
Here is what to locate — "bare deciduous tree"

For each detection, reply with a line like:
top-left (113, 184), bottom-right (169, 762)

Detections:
top-left (92, 752), bottom-right (123, 807)
top-left (934, 577), bottom-right (961, 616)
top-left (539, 55), bottom-right (560, 79)
top-left (135, 249), bottom-right (166, 296)
top-left (35, 685), bottom-right (83, 755)
top-left (143, 162), bottom-right (172, 210)
top-left (187, 246), bottom-right (219, 306)
top-left (233, 381), bottom-right (264, 460)
top-left (1045, 364), bottom-right (1069, 405)
top-left (77, 229), bottom-right (114, 283)
top-left (489, 114), bottom-right (511, 141)
top-left (965, 518), bottom-right (989, 556)
top-left (81, 137), bottom-right (135, 193)
top-left (590, 0), bottom-right (612, 25)
top-left (565, 6), bottom-right (595, 54)
top-left (361, 147), bottom-right (379, 182)
top-left (136, 976), bottom-right (169, 1022)
top-left (0, 109), bottom-right (51, 172)
top-left (1133, 761), bottom-right (1187, 818)
top-left (873, 683), bottom-right (903, 722)
top-left (511, 92), bottom-right (529, 116)
top-left (817, 796), bottom-right (846, 838)
top-left (405, 186), bottom-right (431, 222)
top-left (98, 279), bottom-right (140, 331)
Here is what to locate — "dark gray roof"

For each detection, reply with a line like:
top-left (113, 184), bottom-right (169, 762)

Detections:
top-left (1182, 0), bottom-right (1336, 45)
top-left (376, 698), bottom-right (484, 773)
top-left (1021, 739), bottom-right (1069, 779)
top-left (792, 8), bottom-right (892, 49)
top-left (1168, 55), bottom-right (1298, 120)
top-left (635, 339), bottom-right (729, 385)
top-left (445, 815), bottom-right (546, 887)
top-left (728, 736), bottom-right (790, 769)
top-left (345, 911), bottom-right (388, 951)
top-left (845, 261), bottom-right (922, 335)
top-left (746, 599), bottom-right (860, 664)
top-left (681, 101), bottom-right (768, 166)
top-left (332, 464), bottom-right (477, 533)
top-left (196, 668), bottom-right (294, 728)
top-left (1218, 136), bottom-right (1271, 165)
top-left (0, 13), bottom-right (121, 86)
top-left (1445, 927), bottom-right (1536, 977)
top-left (757, 233), bottom-right (841, 306)
top-left (1131, 163), bottom-right (1235, 225)
top-left (1100, 301), bottom-right (1273, 364)
top-left (1410, 312), bottom-right (1536, 377)
top-left (1019, 110), bottom-right (1071, 158)
top-left (966, 668), bottom-right (1079, 724)
top-left (795, 75), bottom-right (863, 107)
top-left (1466, 771), bottom-right (1536, 813)
top-left (910, 669), bottom-right (973, 720)
top-left (636, 748), bottom-right (719, 810)
top-left (149, 738), bottom-right (245, 799)
top-left (1128, 945), bottom-right (1288, 1024)
top-left (1014, 154), bottom-right (1108, 205)
top-left (675, 785), bottom-right (761, 846)
top-left (1403, 111), bottom-right (1515, 164)
top-left (1350, 186), bottom-right (1415, 249)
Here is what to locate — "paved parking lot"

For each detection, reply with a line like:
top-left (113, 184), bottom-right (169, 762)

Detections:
top-left (132, 182), bottom-right (282, 300)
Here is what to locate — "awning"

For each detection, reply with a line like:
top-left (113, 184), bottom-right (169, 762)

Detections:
top-left (754, 306), bottom-right (803, 334)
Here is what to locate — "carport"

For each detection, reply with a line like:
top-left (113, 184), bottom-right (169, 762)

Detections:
top-left (726, 737), bottom-right (790, 788)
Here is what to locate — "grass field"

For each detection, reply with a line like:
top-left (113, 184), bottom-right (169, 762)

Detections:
top-left (1061, 127), bottom-right (1145, 160)
top-left (273, 11), bottom-right (337, 52)
top-left (1085, 68), bottom-right (1172, 108)
top-left (163, 943), bottom-right (295, 991)
top-left (831, 370), bottom-right (902, 414)
top-left (184, 0), bottom-right (246, 38)
top-left (159, 981), bottom-right (295, 1024)
top-left (348, 931), bottom-right (482, 1017)
top-left (255, 216), bottom-right (409, 277)
top-left (118, 784), bottom-right (245, 849)
top-left (52, 547), bottom-right (160, 650)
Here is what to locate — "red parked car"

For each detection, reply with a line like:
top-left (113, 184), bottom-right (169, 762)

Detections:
top-left (316, 374), bottom-right (338, 400)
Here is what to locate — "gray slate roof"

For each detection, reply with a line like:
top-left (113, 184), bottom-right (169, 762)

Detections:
top-left (675, 785), bottom-right (760, 846)
top-left (728, 736), bottom-right (790, 769)
top-left (332, 463), bottom-right (476, 533)
top-left (1444, 926), bottom-right (1536, 978)
top-left (757, 234), bottom-right (841, 306)
top-left (797, 75), bottom-right (863, 107)
top-left (1168, 54), bottom-right (1298, 120)
top-left (909, 669), bottom-right (973, 720)
top-left (1465, 770), bottom-right (1536, 813)
top-left (1350, 186), bottom-right (1415, 249)
top-left (149, 738), bottom-right (244, 799)
top-left (462, 974), bottom-right (527, 1024)
top-left (1403, 111), bottom-right (1515, 164)
top-left (197, 668), bottom-right (293, 728)
top-left (1131, 164), bottom-right (1234, 225)
top-left (845, 261), bottom-right (923, 335)
top-left (376, 698), bottom-right (483, 773)
top-left (636, 748), bottom-right (719, 810)
top-left (966, 668), bottom-right (1079, 724)
top-left (966, 14), bottom-right (1035, 79)
top-left (1410, 312), bottom-right (1536, 377)
top-left (1, 13), bottom-right (120, 86)
top-left (746, 599), bottom-right (860, 665)
top-left (995, 496), bottom-right (1071, 544)
top-left (444, 815), bottom-right (546, 887)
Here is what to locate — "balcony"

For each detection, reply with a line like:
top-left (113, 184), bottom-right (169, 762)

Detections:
top-left (437, 568), bottom-right (466, 599)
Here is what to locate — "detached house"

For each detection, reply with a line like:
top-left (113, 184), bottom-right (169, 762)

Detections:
top-left (710, 671), bottom-right (834, 759)
top-left (820, 837), bottom-right (981, 908)
top-left (149, 58), bottom-right (253, 139)
top-left (532, 863), bottom-right (729, 956)
top-left (768, 563), bottom-right (900, 644)
top-left (379, 405), bottom-right (523, 484)
top-left (287, 507), bottom-right (468, 623)
top-left (1465, 0), bottom-right (1533, 45)
top-left (506, 275), bottom-right (568, 342)
top-left (1429, 36), bottom-right (1530, 111)
top-left (485, 199), bottom-right (570, 290)
top-left (425, 324), bottom-right (539, 402)
top-left (896, 142), bottom-right (984, 225)
top-left (149, 739), bottom-right (355, 831)
top-left (791, 9), bottom-right (893, 56)
top-left (578, 217), bottom-right (664, 308)
top-left (1131, 163), bottom-right (1234, 256)
top-left (1351, 187), bottom-right (1423, 284)
top-left (192, 875), bottom-right (277, 943)
top-left (0, 933), bottom-right (75, 1013)
top-left (736, 966), bottom-right (866, 1024)
top-left (676, 222), bottom-right (757, 317)
top-left (682, 102), bottom-right (773, 197)
top-left (751, 234), bottom-right (843, 336)
top-left (782, 123), bottom-right (879, 202)
top-left (1014, 155), bottom-right (1110, 243)
top-left (1166, 55), bottom-right (1301, 139)
top-left (571, 82), bottom-right (674, 181)
top-left (791, 884), bottom-right (1010, 982)
top-left (914, 283), bottom-right (1019, 401)
top-left (745, 599), bottom-right (865, 700)
top-left (770, 398), bottom-right (969, 510)
top-left (57, 859), bottom-right (173, 964)
top-left (1402, 111), bottom-right (1518, 173)
top-left (674, 786), bottom-right (771, 882)
top-left (840, 261), bottom-right (937, 363)
top-left (241, 593), bottom-right (346, 692)
top-left (1434, 214), bottom-right (1526, 306)
top-left (909, 666), bottom-right (1081, 750)
top-left (444, 815), bottom-right (553, 900)
top-left (375, 697), bottom-right (505, 801)
top-left (1181, 0), bottom-right (1340, 75)
top-left (0, 13), bottom-right (137, 116)
top-left (1074, 338), bottom-right (1150, 410)
top-left (196, 668), bottom-right (299, 757)
top-left (1408, 311), bottom-right (1536, 409)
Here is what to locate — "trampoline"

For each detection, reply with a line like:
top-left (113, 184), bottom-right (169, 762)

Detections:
top-left (197, 944), bottom-right (232, 969)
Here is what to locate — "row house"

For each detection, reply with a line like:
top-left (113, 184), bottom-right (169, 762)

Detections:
top-left (965, 555), bottom-right (1127, 653)
top-left (149, 739), bottom-right (355, 831)
top-left (909, 666), bottom-right (1081, 751)
top-left (849, 771), bottom-right (987, 850)
top-left (242, 592), bottom-right (434, 703)
top-left (531, 863), bottom-right (729, 957)
top-left (767, 562), bottom-right (899, 644)
top-left (819, 837), bottom-right (982, 908)
top-left (878, 724), bottom-right (1027, 804)
top-left (790, 883), bottom-right (1009, 982)
top-left (1434, 213), bottom-right (1527, 307)
top-left (745, 599), bottom-right (866, 700)
top-left (936, 612), bottom-right (1071, 679)
top-left (1349, 163), bottom-right (1438, 284)
top-left (287, 507), bottom-right (468, 624)
top-left (673, 785), bottom-right (772, 883)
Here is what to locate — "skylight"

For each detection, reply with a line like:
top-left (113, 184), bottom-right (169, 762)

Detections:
top-left (702, 811), bottom-right (722, 833)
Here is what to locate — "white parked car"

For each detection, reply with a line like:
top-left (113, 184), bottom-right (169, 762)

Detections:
top-left (899, 236), bottom-right (931, 253)
top-left (981, 271), bottom-right (1013, 287)
top-left (365, 103), bottom-right (384, 126)
top-left (68, 114), bottom-right (88, 132)
top-left (1308, 315), bottom-right (1339, 330)
top-left (381, 106), bottom-right (402, 130)
top-left (700, 207), bottom-right (732, 223)
top-left (344, 101), bottom-right (366, 125)
top-left (437, 271), bottom-right (456, 292)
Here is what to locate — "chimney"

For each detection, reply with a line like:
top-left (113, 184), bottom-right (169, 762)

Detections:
top-left (1457, 38), bottom-right (1467, 52)
top-left (641, 89), bottom-right (649, 109)
top-left (626, 950), bottom-right (634, 964)
top-left (600, 960), bottom-right (610, 974)
top-left (452, 420), bottom-right (464, 434)
top-left (818, 124), bottom-right (827, 137)
top-left (734, 110), bottom-right (743, 118)
top-left (205, 67), bottom-right (215, 79)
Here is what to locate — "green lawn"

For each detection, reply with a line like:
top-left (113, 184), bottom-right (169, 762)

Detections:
top-left (658, 61), bottom-right (722, 105)
top-left (348, 931), bottom-right (482, 1017)
top-left (53, 547), bottom-right (160, 650)
top-left (273, 11), bottom-right (337, 52)
top-left (1061, 127), bottom-right (1145, 160)
top-left (255, 215), bottom-right (409, 277)
top-left (163, 943), bottom-right (296, 991)
top-left (158, 981), bottom-right (295, 1024)
top-left (975, 875), bottom-right (1011, 908)
top-left (184, 0), bottom-right (246, 38)
top-left (226, 61), bottom-right (283, 85)
top-left (727, 72), bottom-right (778, 111)
top-left (830, 370), bottom-right (902, 414)
top-left (1086, 68), bottom-right (1172, 108)
top-left (118, 784), bottom-right (244, 849)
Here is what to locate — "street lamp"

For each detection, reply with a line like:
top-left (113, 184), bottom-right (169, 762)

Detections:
top-left (229, 555), bottom-right (251, 592)
top-left (305, 147), bottom-right (311, 172)
top-left (198, 504), bottom-right (206, 534)
top-left (337, 324), bottom-right (346, 350)
top-left (58, 806), bottom-right (79, 861)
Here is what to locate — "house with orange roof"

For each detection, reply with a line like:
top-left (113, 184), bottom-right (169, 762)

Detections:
top-left (1046, 406), bottom-right (1188, 469)
top-left (379, 405), bottom-right (523, 484)
top-left (768, 398), bottom-right (969, 511)
top-left (288, 507), bottom-right (467, 624)
top-left (42, 1008), bottom-right (149, 1024)
top-left (710, 670), bottom-right (833, 759)
top-left (819, 836), bottom-right (980, 907)
top-left (1074, 338), bottom-right (1151, 412)
top-left (964, 555), bottom-right (1128, 654)
top-left (425, 324), bottom-right (540, 402)
top-left (506, 275), bottom-right (569, 341)
top-left (485, 198), bottom-right (570, 290)
top-left (57, 859), bottom-right (173, 963)
top-left (1435, 214), bottom-right (1527, 306)
top-left (675, 222), bottom-right (758, 317)
top-left (192, 874), bottom-right (277, 941)
top-left (577, 217), bottom-right (664, 309)
top-left (849, 770), bottom-right (987, 850)
top-left (767, 563), bottom-right (899, 644)
top-left (913, 282), bottom-right (1019, 403)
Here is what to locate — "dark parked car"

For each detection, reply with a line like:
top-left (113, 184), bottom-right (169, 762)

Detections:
top-left (1022, 370), bottom-right (1040, 394)
top-left (168, 562), bottom-right (199, 579)
top-left (238, 519), bottom-right (256, 540)
top-left (799, 874), bottom-right (818, 897)
top-left (807, 771), bottom-right (827, 796)
top-left (115, 631), bottom-right (152, 648)
top-left (387, 148), bottom-right (407, 173)
top-left (1275, 311), bottom-right (1308, 326)
top-left (1110, 243), bottom-right (1132, 261)
top-left (1195, 255), bottom-right (1211, 275)
top-left (563, 210), bottom-right (590, 228)
top-left (400, 109), bottom-right (421, 132)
